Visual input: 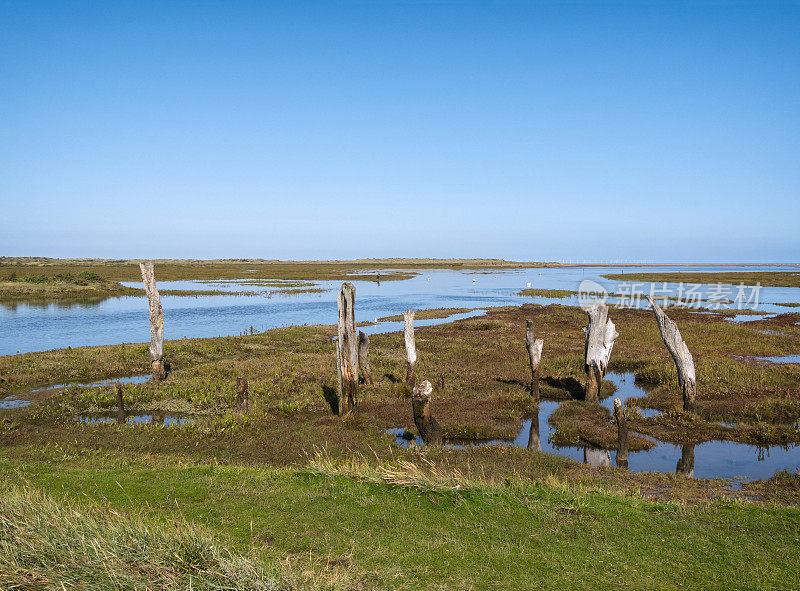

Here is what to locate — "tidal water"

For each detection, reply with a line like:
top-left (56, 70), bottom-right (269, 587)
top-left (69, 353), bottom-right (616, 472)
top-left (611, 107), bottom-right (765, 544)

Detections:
top-left (2, 265), bottom-right (798, 356)
top-left (391, 372), bottom-right (800, 482)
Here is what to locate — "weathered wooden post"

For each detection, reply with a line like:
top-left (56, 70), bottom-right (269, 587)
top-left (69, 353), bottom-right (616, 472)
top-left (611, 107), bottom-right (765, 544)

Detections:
top-left (645, 296), bottom-right (697, 412)
top-left (411, 380), bottom-right (442, 445)
top-left (584, 447), bottom-right (612, 468)
top-left (525, 320), bottom-right (544, 400)
top-left (139, 261), bottom-right (165, 381)
top-left (115, 383), bottom-right (125, 424)
top-left (676, 444), bottom-right (695, 477)
top-left (357, 331), bottom-right (373, 385)
top-left (613, 398), bottom-right (628, 468)
top-left (336, 282), bottom-right (359, 416)
top-left (583, 302), bottom-right (618, 402)
top-left (236, 377), bottom-right (249, 410)
top-left (403, 309), bottom-right (417, 389)
top-left (527, 408), bottom-right (541, 451)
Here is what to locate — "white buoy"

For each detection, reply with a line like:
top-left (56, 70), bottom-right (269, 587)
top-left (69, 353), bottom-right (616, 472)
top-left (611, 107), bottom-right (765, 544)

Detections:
top-left (526, 282), bottom-right (531, 288)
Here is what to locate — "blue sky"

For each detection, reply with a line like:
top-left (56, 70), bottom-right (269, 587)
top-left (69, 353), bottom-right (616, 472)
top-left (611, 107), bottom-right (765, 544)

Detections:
top-left (1, 1), bottom-right (798, 262)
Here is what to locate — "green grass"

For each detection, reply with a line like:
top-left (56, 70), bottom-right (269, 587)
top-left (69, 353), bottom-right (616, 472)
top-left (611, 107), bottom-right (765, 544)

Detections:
top-left (1, 450), bottom-right (798, 590)
top-left (517, 288), bottom-right (576, 299)
top-left (0, 483), bottom-right (289, 590)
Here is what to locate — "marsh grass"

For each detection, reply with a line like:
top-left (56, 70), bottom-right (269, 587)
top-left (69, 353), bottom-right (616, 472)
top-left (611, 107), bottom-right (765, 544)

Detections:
top-left (0, 485), bottom-right (286, 590)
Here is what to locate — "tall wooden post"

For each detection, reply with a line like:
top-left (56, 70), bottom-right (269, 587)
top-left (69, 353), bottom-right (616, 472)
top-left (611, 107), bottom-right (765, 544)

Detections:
top-left (358, 331), bottom-right (373, 385)
top-left (613, 398), bottom-right (628, 468)
top-left (336, 283), bottom-right (358, 416)
top-left (139, 262), bottom-right (165, 381)
top-left (411, 380), bottom-right (442, 445)
top-left (403, 309), bottom-right (417, 389)
top-left (525, 320), bottom-right (544, 400)
top-left (583, 302), bottom-right (618, 402)
top-left (115, 383), bottom-right (126, 424)
top-left (645, 296), bottom-right (697, 412)
top-left (236, 377), bottom-right (249, 410)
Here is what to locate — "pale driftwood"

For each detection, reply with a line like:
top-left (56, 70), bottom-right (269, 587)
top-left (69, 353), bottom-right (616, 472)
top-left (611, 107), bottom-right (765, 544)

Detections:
top-left (527, 407), bottom-right (541, 451)
top-left (236, 377), bottom-right (249, 410)
top-left (676, 444), bottom-right (695, 477)
top-left (115, 383), bottom-right (125, 424)
top-left (403, 309), bottom-right (417, 389)
top-left (525, 320), bottom-right (544, 400)
top-left (613, 398), bottom-right (628, 468)
top-left (336, 283), bottom-right (359, 416)
top-left (358, 331), bottom-right (373, 385)
top-left (411, 380), bottom-right (442, 445)
top-left (646, 296), bottom-right (697, 412)
top-left (582, 302), bottom-right (618, 402)
top-left (584, 447), bottom-right (612, 468)
top-left (139, 262), bottom-right (165, 381)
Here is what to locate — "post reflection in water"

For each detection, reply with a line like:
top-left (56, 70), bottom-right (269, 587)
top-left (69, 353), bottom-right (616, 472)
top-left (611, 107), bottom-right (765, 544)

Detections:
top-left (676, 444), bottom-right (695, 478)
top-left (527, 405), bottom-right (541, 452)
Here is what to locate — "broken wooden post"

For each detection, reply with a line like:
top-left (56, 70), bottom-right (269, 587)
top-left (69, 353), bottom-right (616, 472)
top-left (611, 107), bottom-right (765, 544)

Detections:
top-left (676, 444), bottom-right (695, 477)
top-left (236, 377), bottom-right (249, 410)
top-left (411, 380), bottom-right (442, 445)
top-left (403, 309), bottom-right (417, 389)
top-left (645, 296), bottom-right (697, 412)
top-left (357, 330), bottom-right (373, 385)
top-left (115, 383), bottom-right (125, 424)
top-left (583, 302), bottom-right (618, 402)
top-left (525, 320), bottom-right (544, 400)
top-left (336, 282), bottom-right (359, 416)
top-left (527, 408), bottom-right (541, 452)
top-left (584, 447), bottom-right (612, 468)
top-left (139, 261), bottom-right (165, 381)
top-left (613, 398), bottom-right (628, 468)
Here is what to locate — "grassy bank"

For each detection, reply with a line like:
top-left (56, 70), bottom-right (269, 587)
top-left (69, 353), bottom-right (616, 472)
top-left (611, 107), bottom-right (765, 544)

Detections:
top-left (602, 270), bottom-right (800, 287)
top-left (1, 450), bottom-right (798, 590)
top-left (0, 483), bottom-right (291, 590)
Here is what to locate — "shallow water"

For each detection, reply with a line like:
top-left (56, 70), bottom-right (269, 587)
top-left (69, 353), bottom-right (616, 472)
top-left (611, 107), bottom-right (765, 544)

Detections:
top-left (31, 374), bottom-right (151, 392)
top-left (77, 413), bottom-right (194, 426)
top-left (748, 354), bottom-right (800, 364)
top-left (0, 394), bottom-right (30, 409)
top-left (2, 265), bottom-right (797, 355)
top-left (391, 372), bottom-right (800, 481)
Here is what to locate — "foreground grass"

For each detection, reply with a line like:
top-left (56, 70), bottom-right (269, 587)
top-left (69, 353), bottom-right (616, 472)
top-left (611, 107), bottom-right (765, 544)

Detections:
top-left (0, 484), bottom-right (289, 590)
top-left (1, 449), bottom-right (798, 590)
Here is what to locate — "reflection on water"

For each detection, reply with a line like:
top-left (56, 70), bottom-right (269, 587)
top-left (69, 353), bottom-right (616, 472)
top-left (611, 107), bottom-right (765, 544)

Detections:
top-left (390, 372), bottom-right (800, 481)
top-left (2, 265), bottom-right (798, 355)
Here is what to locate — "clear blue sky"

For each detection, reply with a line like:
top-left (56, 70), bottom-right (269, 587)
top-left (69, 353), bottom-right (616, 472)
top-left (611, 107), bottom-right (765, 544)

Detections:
top-left (1, 1), bottom-right (798, 263)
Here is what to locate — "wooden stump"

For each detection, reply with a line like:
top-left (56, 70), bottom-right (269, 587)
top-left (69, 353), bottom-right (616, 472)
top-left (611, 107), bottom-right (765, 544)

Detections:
top-left (525, 320), bottom-right (544, 400)
top-left (645, 296), bottom-right (697, 412)
top-left (358, 331), bottom-right (373, 385)
top-left (584, 447), bottom-right (612, 468)
top-left (613, 398), bottom-right (628, 468)
top-left (336, 283), bottom-right (359, 416)
top-left (139, 262), bottom-right (166, 381)
top-left (676, 444), bottom-right (695, 477)
top-left (583, 302), bottom-right (618, 402)
top-left (115, 383), bottom-right (126, 424)
top-left (411, 380), bottom-right (442, 445)
top-left (403, 309), bottom-right (417, 390)
top-left (236, 377), bottom-right (249, 410)
top-left (527, 406), bottom-right (541, 451)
